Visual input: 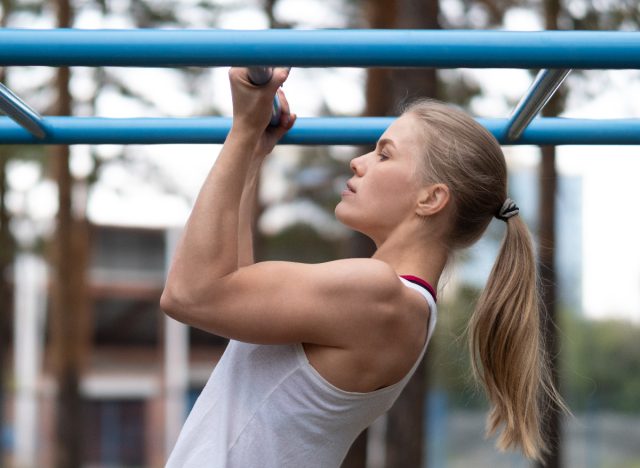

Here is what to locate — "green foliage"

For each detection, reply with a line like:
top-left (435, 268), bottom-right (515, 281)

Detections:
top-left (430, 284), bottom-right (640, 414)
top-left (431, 285), bottom-right (489, 410)
top-left (561, 311), bottom-right (640, 413)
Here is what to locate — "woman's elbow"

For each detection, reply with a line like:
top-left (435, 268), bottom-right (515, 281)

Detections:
top-left (160, 283), bottom-right (188, 321)
top-left (160, 277), bottom-right (218, 324)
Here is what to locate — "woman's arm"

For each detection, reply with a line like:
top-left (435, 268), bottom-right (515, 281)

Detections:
top-left (237, 86), bottom-right (295, 267)
top-left (163, 257), bottom-right (412, 348)
top-left (161, 68), bottom-right (411, 349)
top-left (237, 159), bottom-right (261, 267)
top-left (163, 68), bottom-right (294, 301)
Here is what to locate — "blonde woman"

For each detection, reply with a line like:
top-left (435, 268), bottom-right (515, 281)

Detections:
top-left (162, 67), bottom-right (562, 466)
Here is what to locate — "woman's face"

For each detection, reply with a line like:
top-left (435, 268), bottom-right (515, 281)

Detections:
top-left (335, 113), bottom-right (426, 243)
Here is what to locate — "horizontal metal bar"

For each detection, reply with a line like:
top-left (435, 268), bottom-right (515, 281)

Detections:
top-left (0, 82), bottom-right (47, 138)
top-left (1, 29), bottom-right (640, 69)
top-left (506, 69), bottom-right (571, 141)
top-left (1, 116), bottom-right (640, 145)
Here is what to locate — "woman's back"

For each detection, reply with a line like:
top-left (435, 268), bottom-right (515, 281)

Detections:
top-left (166, 278), bottom-right (436, 468)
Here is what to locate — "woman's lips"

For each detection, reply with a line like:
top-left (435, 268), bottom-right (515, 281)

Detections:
top-left (342, 181), bottom-right (356, 197)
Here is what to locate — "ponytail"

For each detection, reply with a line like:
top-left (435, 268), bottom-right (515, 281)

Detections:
top-left (402, 98), bottom-right (567, 460)
top-left (468, 215), bottom-right (563, 460)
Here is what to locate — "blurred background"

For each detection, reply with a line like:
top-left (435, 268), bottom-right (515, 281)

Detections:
top-left (1, 0), bottom-right (640, 467)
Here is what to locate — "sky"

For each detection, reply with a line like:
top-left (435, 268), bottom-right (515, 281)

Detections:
top-left (4, 0), bottom-right (640, 322)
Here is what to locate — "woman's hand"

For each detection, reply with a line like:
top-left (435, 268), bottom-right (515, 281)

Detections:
top-left (228, 67), bottom-right (296, 158)
top-left (253, 87), bottom-right (296, 158)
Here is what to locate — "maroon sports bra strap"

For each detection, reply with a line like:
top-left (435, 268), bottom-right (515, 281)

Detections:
top-left (399, 275), bottom-right (437, 302)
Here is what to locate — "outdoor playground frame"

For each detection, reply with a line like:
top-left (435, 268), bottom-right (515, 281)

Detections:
top-left (1, 29), bottom-right (640, 145)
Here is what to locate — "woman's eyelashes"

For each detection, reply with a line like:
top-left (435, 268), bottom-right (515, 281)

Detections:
top-left (378, 152), bottom-right (390, 161)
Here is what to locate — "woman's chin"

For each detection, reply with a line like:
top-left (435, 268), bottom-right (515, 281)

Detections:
top-left (335, 203), bottom-right (361, 232)
top-left (334, 203), bottom-right (350, 226)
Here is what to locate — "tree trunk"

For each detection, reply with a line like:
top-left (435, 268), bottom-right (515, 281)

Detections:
top-left (536, 0), bottom-right (563, 466)
top-left (342, 0), bottom-right (398, 468)
top-left (341, 429), bottom-right (368, 468)
top-left (50, 0), bottom-right (90, 466)
top-left (0, 144), bottom-right (12, 468)
top-left (341, 2), bottom-right (399, 467)
top-left (384, 1), bottom-right (439, 468)
top-left (0, 2), bottom-right (14, 461)
top-left (345, 1), bottom-right (441, 466)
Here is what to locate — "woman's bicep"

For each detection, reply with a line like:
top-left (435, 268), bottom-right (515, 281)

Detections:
top-left (162, 260), bottom-right (400, 347)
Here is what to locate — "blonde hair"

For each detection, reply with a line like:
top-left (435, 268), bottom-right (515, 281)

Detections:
top-left (403, 99), bottom-right (564, 461)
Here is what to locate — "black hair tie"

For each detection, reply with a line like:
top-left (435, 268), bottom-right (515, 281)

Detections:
top-left (496, 198), bottom-right (519, 222)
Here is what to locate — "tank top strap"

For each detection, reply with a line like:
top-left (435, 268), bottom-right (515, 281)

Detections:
top-left (398, 276), bottom-right (438, 358)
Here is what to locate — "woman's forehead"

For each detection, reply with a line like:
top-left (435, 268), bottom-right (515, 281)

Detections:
top-left (380, 114), bottom-right (424, 152)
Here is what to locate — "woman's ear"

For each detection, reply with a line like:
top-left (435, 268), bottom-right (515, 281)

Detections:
top-left (416, 183), bottom-right (450, 217)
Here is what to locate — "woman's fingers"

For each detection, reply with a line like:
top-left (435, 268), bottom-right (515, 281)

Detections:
top-left (228, 66), bottom-right (294, 134)
top-left (277, 88), bottom-right (290, 117)
top-left (228, 67), bottom-right (252, 86)
top-left (229, 66), bottom-right (290, 88)
top-left (286, 113), bottom-right (297, 130)
top-left (275, 89), bottom-right (296, 130)
top-left (271, 67), bottom-right (291, 88)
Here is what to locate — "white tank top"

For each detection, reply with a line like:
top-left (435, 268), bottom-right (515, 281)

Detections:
top-left (166, 278), bottom-right (437, 468)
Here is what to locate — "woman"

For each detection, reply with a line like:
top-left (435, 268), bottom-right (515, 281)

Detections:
top-left (162, 67), bottom-right (562, 466)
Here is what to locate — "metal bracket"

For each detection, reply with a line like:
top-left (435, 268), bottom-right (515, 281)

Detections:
top-left (505, 69), bottom-right (571, 142)
top-left (0, 82), bottom-right (47, 139)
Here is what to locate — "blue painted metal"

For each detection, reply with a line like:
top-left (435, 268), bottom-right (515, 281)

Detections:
top-left (1, 29), bottom-right (640, 69)
top-left (506, 69), bottom-right (571, 142)
top-left (2, 116), bottom-right (640, 145)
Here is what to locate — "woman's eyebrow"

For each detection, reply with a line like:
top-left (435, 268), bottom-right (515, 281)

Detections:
top-left (376, 138), bottom-right (397, 149)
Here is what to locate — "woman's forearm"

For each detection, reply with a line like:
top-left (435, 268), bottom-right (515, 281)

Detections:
top-left (166, 127), bottom-right (260, 299)
top-left (238, 161), bottom-right (261, 267)
top-left (162, 67), bottom-right (294, 317)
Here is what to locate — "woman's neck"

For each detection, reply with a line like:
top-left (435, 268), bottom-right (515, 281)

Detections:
top-left (371, 225), bottom-right (449, 291)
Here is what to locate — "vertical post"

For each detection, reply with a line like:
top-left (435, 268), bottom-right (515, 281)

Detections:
top-left (538, 143), bottom-right (561, 467)
top-left (536, 0), bottom-right (564, 467)
top-left (13, 254), bottom-right (47, 467)
top-left (163, 228), bottom-right (189, 458)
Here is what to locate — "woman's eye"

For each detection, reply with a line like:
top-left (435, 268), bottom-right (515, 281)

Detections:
top-left (378, 153), bottom-right (389, 161)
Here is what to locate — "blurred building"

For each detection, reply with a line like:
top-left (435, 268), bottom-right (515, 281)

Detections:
top-left (7, 222), bottom-right (225, 467)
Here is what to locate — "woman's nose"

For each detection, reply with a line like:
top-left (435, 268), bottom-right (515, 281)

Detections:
top-left (350, 155), bottom-right (365, 176)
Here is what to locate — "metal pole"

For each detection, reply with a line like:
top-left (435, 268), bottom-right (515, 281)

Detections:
top-left (506, 69), bottom-right (571, 142)
top-left (2, 116), bottom-right (640, 145)
top-left (0, 83), bottom-right (47, 139)
top-left (1, 30), bottom-right (640, 68)
top-left (13, 254), bottom-right (47, 468)
top-left (163, 228), bottom-right (189, 458)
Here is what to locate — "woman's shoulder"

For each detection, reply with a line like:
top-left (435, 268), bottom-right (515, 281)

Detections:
top-left (316, 258), bottom-right (401, 290)
top-left (312, 258), bottom-right (429, 329)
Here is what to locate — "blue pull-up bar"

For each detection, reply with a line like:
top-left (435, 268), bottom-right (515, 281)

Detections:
top-left (1, 29), bottom-right (640, 145)
top-left (1, 117), bottom-right (640, 146)
top-left (1, 29), bottom-right (640, 69)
